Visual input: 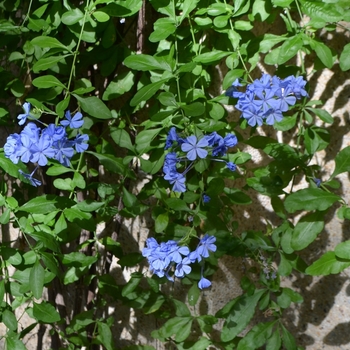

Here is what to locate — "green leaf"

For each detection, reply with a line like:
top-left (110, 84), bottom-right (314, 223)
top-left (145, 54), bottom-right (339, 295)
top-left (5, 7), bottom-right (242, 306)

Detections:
top-left (306, 251), bottom-right (350, 275)
top-left (72, 172), bottom-right (86, 189)
top-left (277, 288), bottom-right (303, 308)
top-left (130, 79), bottom-right (168, 107)
top-left (46, 165), bottom-right (74, 176)
top-left (161, 316), bottom-right (193, 342)
top-left (277, 34), bottom-right (303, 64)
top-left (135, 128), bottom-right (162, 153)
top-left (93, 11), bottom-right (110, 22)
top-left (96, 322), bottom-right (114, 350)
top-left (88, 151), bottom-right (130, 175)
top-left (149, 18), bottom-right (176, 42)
top-left (102, 71), bottom-right (135, 100)
top-left (32, 75), bottom-right (66, 89)
top-left (259, 34), bottom-right (286, 53)
top-left (73, 95), bottom-right (112, 119)
top-left (33, 55), bottom-right (70, 73)
top-left (300, 0), bottom-right (343, 22)
top-left (110, 128), bottom-right (135, 152)
top-left (274, 114), bottom-right (297, 131)
top-left (234, 20), bottom-right (253, 31)
top-left (223, 69), bottom-right (245, 89)
top-left (207, 3), bottom-right (229, 15)
top-left (31, 36), bottom-right (69, 51)
top-left (63, 208), bottom-right (95, 231)
top-left (155, 213), bottom-right (169, 233)
top-left (339, 43), bottom-right (350, 71)
top-left (165, 198), bottom-right (190, 211)
top-left (331, 146), bottom-right (350, 179)
top-left (124, 54), bottom-right (171, 71)
top-left (30, 260), bottom-right (45, 299)
top-left (194, 50), bottom-right (231, 64)
top-left (237, 321), bottom-right (275, 350)
top-left (181, 102), bottom-right (205, 116)
top-left (335, 241), bottom-right (350, 259)
top-left (291, 211), bottom-right (324, 250)
top-left (173, 299), bottom-right (191, 317)
top-left (53, 178), bottom-right (74, 191)
top-left (143, 294), bottom-right (165, 314)
top-left (18, 195), bottom-right (74, 214)
top-left (2, 309), bottom-right (18, 331)
top-left (61, 8), bottom-right (84, 25)
top-left (0, 208), bottom-right (11, 224)
top-left (281, 324), bottom-right (296, 350)
top-left (6, 338), bottom-right (27, 350)
top-left (100, 0), bottom-right (142, 17)
top-left (76, 200), bottom-right (104, 212)
top-left (33, 301), bottom-right (61, 323)
top-left (118, 252), bottom-right (143, 267)
top-left (62, 252), bottom-right (98, 267)
top-left (188, 283), bottom-right (200, 306)
top-left (208, 102), bottom-right (225, 120)
top-left (307, 107), bottom-right (333, 124)
top-left (28, 231), bottom-right (60, 253)
top-left (284, 188), bottom-right (340, 213)
top-left (310, 39), bottom-right (333, 68)
top-left (266, 329), bottom-right (282, 350)
top-left (122, 272), bottom-right (143, 297)
top-left (180, 0), bottom-right (200, 22)
top-left (224, 188), bottom-right (252, 205)
top-left (221, 289), bottom-right (265, 342)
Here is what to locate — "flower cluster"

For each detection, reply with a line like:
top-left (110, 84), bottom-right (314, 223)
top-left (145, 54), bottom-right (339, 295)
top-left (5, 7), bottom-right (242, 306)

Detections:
top-left (260, 254), bottom-right (277, 280)
top-left (163, 128), bottom-right (238, 192)
top-left (142, 234), bottom-right (217, 289)
top-left (226, 74), bottom-right (308, 127)
top-left (4, 103), bottom-right (89, 186)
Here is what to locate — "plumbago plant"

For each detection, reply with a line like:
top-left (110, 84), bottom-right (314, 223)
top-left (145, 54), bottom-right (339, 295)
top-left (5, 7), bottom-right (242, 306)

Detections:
top-left (1, 0), bottom-right (350, 349)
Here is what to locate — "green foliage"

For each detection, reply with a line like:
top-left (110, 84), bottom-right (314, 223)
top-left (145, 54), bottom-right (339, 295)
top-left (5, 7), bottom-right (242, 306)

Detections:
top-left (0, 0), bottom-right (349, 348)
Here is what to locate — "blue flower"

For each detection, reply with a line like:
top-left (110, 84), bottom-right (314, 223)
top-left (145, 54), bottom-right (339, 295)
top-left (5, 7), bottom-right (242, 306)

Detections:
top-left (170, 173), bottom-right (186, 193)
top-left (226, 162), bottom-right (236, 171)
top-left (225, 78), bottom-right (245, 99)
top-left (181, 135), bottom-right (208, 161)
top-left (73, 134), bottom-right (89, 153)
top-left (203, 194), bottom-right (211, 203)
top-left (241, 106), bottom-right (264, 127)
top-left (175, 257), bottom-right (192, 278)
top-left (212, 144), bottom-right (228, 157)
top-left (223, 134), bottom-right (238, 148)
top-left (61, 110), bottom-right (84, 129)
top-left (19, 169), bottom-right (41, 187)
top-left (232, 74), bottom-right (308, 127)
top-left (30, 134), bottom-right (56, 166)
top-left (53, 138), bottom-right (75, 166)
top-left (196, 234), bottom-right (217, 261)
top-left (18, 133), bottom-right (33, 163)
top-left (204, 132), bottom-right (223, 147)
top-left (314, 178), bottom-right (321, 187)
top-left (281, 75), bottom-right (308, 99)
top-left (166, 240), bottom-right (190, 263)
top-left (198, 276), bottom-right (211, 289)
top-left (4, 134), bottom-right (22, 164)
top-left (165, 127), bottom-right (179, 150)
top-left (17, 102), bottom-right (32, 126)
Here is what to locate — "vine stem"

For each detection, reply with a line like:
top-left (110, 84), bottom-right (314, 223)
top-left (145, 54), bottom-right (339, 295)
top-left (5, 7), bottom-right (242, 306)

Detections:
top-left (172, 0), bottom-right (186, 120)
top-left (66, 0), bottom-right (91, 98)
top-left (20, 0), bottom-right (33, 28)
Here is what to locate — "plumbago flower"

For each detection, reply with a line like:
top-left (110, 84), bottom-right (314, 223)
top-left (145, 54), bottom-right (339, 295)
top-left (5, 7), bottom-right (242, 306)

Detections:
top-left (142, 234), bottom-right (217, 289)
top-left (162, 127), bottom-right (238, 193)
top-left (4, 103), bottom-right (89, 187)
top-left (226, 74), bottom-right (308, 127)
